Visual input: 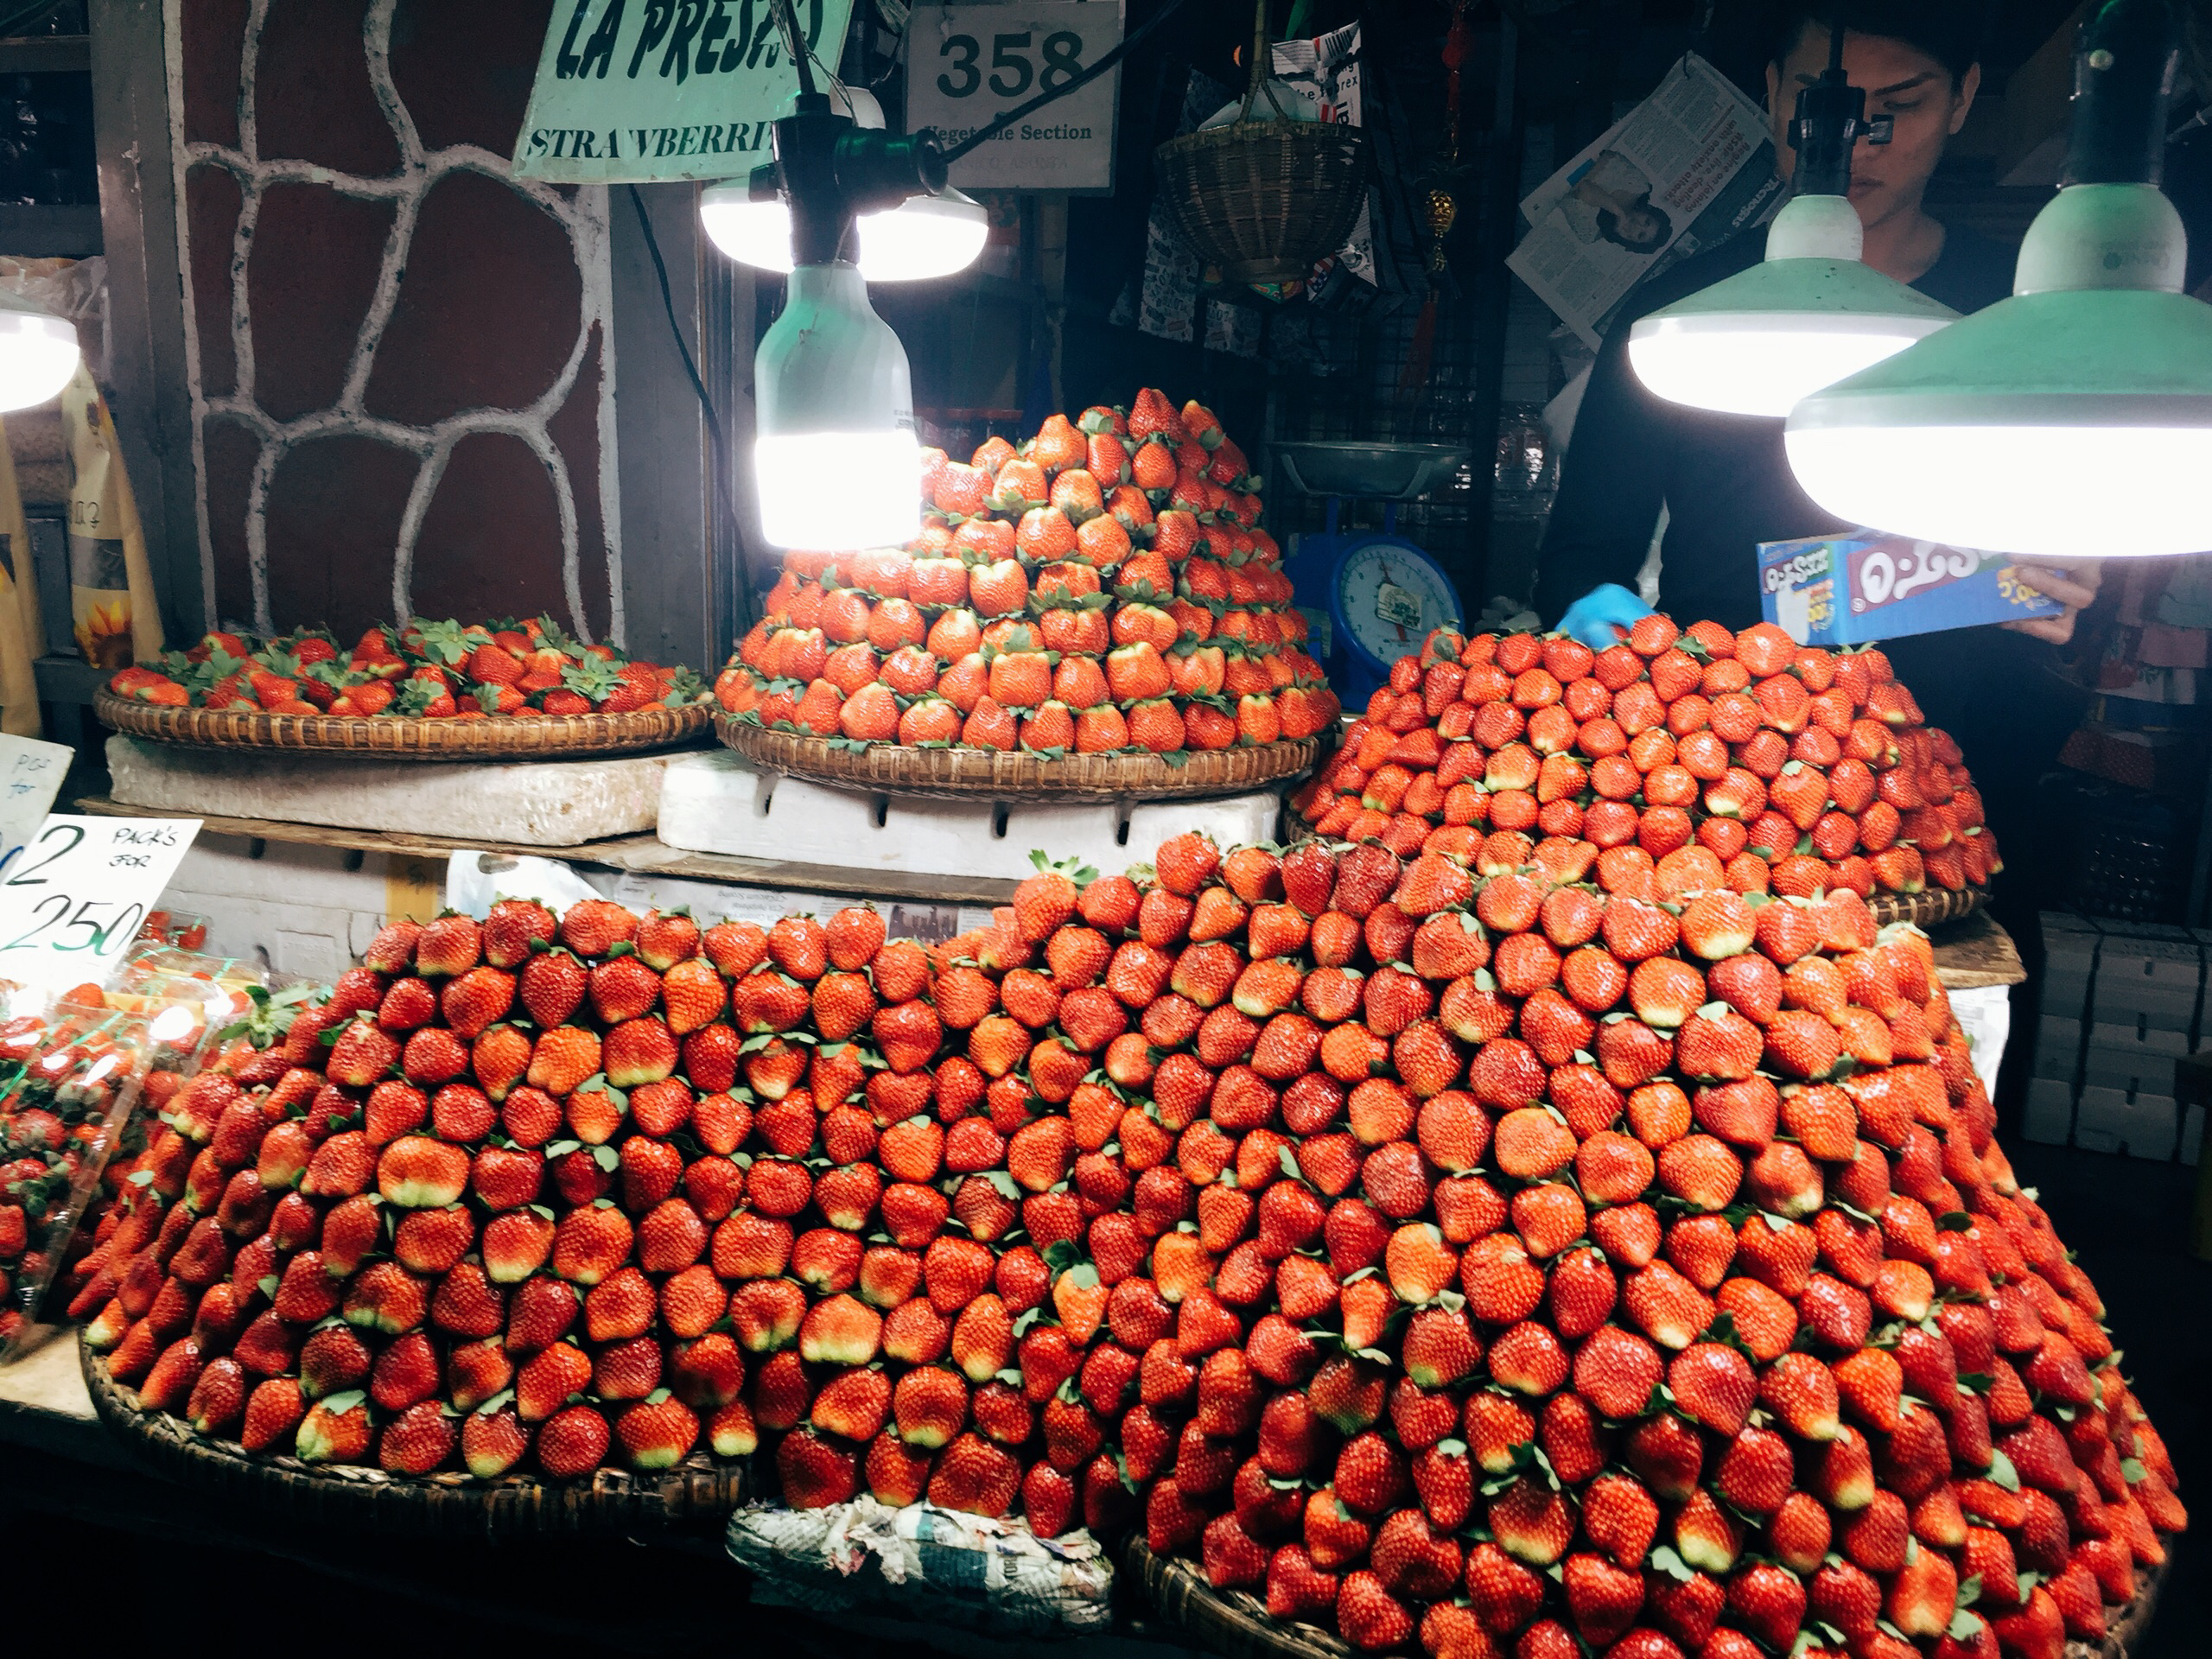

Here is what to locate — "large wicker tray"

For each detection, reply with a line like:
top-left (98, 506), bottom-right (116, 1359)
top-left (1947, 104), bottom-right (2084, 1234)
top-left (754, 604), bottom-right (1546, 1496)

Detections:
top-left (718, 718), bottom-right (1322, 801)
top-left (96, 689), bottom-right (713, 761)
top-left (1122, 1535), bottom-right (1352, 1659)
top-left (1123, 1532), bottom-right (2171, 1659)
top-left (1866, 883), bottom-right (1988, 929)
top-left (82, 1341), bottom-right (747, 1535)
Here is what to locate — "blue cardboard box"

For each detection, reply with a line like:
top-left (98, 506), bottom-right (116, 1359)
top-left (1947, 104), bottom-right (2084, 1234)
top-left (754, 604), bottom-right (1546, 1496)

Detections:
top-left (1756, 531), bottom-right (2064, 646)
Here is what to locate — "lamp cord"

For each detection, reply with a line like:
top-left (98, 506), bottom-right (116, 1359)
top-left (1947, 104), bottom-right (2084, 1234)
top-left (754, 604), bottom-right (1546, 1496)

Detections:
top-left (767, 0), bottom-right (819, 97)
top-left (944, 0), bottom-right (1205, 162)
top-left (626, 181), bottom-right (756, 640)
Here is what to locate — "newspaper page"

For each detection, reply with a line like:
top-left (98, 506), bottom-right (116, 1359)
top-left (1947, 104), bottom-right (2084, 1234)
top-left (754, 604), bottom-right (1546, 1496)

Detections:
top-left (1508, 53), bottom-right (1785, 347)
top-left (1266, 21), bottom-right (1376, 295)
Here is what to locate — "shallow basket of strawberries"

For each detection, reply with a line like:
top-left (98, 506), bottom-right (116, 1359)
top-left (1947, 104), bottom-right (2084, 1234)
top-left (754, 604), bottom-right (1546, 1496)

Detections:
top-left (68, 827), bottom-right (2188, 1643)
top-left (1294, 620), bottom-right (1995, 933)
top-left (715, 388), bottom-right (1339, 799)
top-left (98, 616), bottom-right (714, 761)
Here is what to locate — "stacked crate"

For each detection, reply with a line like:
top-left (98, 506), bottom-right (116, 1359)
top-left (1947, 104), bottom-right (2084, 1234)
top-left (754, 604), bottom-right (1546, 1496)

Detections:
top-left (2024, 912), bottom-right (2205, 1164)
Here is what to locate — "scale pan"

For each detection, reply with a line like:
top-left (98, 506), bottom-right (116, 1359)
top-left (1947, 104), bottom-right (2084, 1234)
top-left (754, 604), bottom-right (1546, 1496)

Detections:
top-left (1273, 442), bottom-right (1469, 500)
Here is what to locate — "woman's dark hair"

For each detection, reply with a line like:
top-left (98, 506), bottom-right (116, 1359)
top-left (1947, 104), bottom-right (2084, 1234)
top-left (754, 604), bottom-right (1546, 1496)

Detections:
top-left (1597, 198), bottom-right (1673, 251)
top-left (1765, 1), bottom-right (1993, 84)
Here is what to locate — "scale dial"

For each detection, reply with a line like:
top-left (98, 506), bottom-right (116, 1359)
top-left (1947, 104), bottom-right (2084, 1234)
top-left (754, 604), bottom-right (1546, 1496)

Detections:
top-left (1332, 537), bottom-right (1461, 671)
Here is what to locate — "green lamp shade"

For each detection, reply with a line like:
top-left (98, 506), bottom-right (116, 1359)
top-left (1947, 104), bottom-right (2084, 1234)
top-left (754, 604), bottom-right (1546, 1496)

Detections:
top-left (1628, 194), bottom-right (1958, 419)
top-left (1787, 187), bottom-right (2212, 559)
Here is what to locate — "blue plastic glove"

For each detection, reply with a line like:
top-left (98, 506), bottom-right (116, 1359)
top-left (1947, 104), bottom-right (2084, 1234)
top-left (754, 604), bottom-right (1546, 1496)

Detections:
top-left (1558, 582), bottom-right (1654, 651)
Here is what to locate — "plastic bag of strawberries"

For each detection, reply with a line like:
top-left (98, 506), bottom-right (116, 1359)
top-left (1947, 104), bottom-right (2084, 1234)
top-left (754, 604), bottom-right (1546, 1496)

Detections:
top-left (1291, 619), bottom-right (1999, 900)
top-left (1, 983), bottom-right (222, 1359)
top-left (71, 864), bottom-right (2186, 1659)
top-left (726, 1494), bottom-right (1115, 1633)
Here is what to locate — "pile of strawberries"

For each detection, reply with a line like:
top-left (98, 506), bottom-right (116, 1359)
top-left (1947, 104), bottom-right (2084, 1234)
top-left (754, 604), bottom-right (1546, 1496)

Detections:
top-left (75, 669), bottom-right (2185, 1659)
top-left (1294, 621), bottom-right (1997, 901)
top-left (108, 615), bottom-right (707, 720)
top-left (715, 388), bottom-right (1340, 756)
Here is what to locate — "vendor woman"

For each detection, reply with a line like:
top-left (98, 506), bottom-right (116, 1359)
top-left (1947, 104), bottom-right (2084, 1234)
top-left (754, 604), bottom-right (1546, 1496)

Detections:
top-left (1533, 0), bottom-right (2097, 1081)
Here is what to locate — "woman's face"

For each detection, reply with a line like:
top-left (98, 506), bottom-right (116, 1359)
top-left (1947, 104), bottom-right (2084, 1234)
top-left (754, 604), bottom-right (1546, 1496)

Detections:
top-left (1615, 207), bottom-right (1667, 248)
top-left (1764, 25), bottom-right (1979, 232)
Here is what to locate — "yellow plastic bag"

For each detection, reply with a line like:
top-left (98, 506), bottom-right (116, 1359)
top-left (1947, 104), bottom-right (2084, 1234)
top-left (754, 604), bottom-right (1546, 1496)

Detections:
top-left (0, 415), bottom-right (42, 736)
top-left (62, 364), bottom-right (161, 671)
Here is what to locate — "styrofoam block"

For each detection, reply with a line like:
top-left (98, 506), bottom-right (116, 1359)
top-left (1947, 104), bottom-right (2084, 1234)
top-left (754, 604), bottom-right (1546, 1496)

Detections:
top-left (2031, 1015), bottom-right (2082, 1079)
top-left (655, 751), bottom-right (1283, 881)
top-left (2073, 1086), bottom-right (2177, 1160)
top-left (2088, 1021), bottom-right (2190, 1062)
top-left (997, 801), bottom-right (1136, 880)
top-left (2041, 976), bottom-right (2094, 1025)
top-left (2088, 940), bottom-right (2202, 1029)
top-left (2022, 1077), bottom-right (2075, 1145)
top-left (175, 832), bottom-right (397, 910)
top-left (655, 752), bottom-right (775, 854)
top-left (108, 735), bottom-right (668, 846)
top-left (1122, 795), bottom-right (1281, 868)
top-left (2079, 1047), bottom-right (2171, 1096)
top-left (2183, 1105), bottom-right (2202, 1166)
top-left (2041, 910), bottom-right (2099, 936)
top-left (163, 890), bottom-right (374, 982)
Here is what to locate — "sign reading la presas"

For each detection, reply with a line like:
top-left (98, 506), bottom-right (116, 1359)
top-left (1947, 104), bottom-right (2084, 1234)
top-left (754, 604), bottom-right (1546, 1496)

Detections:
top-left (904, 3), bottom-right (1122, 191)
top-left (514, 0), bottom-right (858, 182)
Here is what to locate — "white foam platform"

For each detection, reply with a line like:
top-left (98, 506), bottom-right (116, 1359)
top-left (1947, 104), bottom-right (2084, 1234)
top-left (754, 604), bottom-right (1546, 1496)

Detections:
top-left (2073, 1085), bottom-right (2179, 1161)
top-left (164, 833), bottom-right (408, 982)
top-left (106, 736), bottom-right (670, 847)
top-left (655, 751), bottom-right (1284, 882)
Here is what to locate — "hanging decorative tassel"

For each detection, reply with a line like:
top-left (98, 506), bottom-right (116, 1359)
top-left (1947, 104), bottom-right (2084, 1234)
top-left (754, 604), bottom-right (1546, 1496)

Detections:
top-left (1397, 0), bottom-right (1475, 405)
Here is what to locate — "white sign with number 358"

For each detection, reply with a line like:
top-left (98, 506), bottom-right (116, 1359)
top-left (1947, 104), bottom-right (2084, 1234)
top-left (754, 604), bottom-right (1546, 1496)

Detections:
top-left (905, 3), bottom-right (1122, 191)
top-left (0, 815), bottom-right (201, 1003)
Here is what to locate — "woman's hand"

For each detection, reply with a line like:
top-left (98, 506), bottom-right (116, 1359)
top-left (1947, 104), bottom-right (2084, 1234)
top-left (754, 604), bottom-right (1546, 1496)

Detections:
top-left (1558, 582), bottom-right (1655, 650)
top-left (2003, 563), bottom-right (2101, 644)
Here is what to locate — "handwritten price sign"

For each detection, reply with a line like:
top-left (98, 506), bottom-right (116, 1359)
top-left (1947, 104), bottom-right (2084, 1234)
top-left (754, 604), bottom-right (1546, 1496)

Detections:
top-left (0, 734), bottom-right (73, 863)
top-left (0, 814), bottom-right (201, 1000)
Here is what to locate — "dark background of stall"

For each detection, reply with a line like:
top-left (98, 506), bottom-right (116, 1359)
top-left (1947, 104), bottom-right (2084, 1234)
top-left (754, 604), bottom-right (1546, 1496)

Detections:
top-left (0, 0), bottom-right (2205, 1645)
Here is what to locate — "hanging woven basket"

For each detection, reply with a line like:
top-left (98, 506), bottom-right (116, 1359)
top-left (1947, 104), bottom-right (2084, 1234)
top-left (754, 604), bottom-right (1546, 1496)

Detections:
top-left (1154, 0), bottom-right (1369, 286)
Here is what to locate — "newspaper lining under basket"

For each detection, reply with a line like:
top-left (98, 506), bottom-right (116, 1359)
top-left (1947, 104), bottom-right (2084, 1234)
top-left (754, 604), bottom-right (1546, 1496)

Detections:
top-left (717, 717), bottom-right (1322, 802)
top-left (81, 1340), bottom-right (747, 1535)
top-left (96, 688), bottom-right (713, 760)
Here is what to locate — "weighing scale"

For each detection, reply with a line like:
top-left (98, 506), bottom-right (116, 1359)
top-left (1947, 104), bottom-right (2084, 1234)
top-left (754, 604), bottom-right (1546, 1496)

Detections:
top-left (1274, 442), bottom-right (1470, 709)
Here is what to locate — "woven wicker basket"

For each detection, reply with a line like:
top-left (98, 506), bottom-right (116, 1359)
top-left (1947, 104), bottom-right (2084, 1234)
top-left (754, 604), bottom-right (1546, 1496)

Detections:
top-left (1122, 1535), bottom-right (1353, 1659)
top-left (718, 718), bottom-right (1321, 802)
top-left (82, 1342), bottom-right (747, 1535)
top-left (1155, 120), bottom-right (1368, 286)
top-left (96, 689), bottom-right (713, 761)
top-left (1124, 1534), bottom-right (2172, 1659)
top-left (1152, 0), bottom-right (1367, 287)
top-left (1866, 884), bottom-right (1987, 929)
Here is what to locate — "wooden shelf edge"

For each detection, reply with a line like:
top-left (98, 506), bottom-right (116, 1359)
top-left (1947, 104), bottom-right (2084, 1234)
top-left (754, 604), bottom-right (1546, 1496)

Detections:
top-left (73, 794), bottom-right (1020, 907)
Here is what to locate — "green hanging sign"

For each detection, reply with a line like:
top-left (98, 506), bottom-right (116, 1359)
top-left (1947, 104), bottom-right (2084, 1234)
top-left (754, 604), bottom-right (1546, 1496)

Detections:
top-left (513, 0), bottom-right (857, 182)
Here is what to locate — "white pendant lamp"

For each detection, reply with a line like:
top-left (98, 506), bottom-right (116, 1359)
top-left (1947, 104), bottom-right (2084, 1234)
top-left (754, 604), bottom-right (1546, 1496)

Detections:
top-left (1787, 0), bottom-right (2212, 559)
top-left (741, 11), bottom-right (957, 550)
top-left (1629, 22), bottom-right (1956, 417)
top-left (730, 0), bottom-right (1148, 548)
top-left (754, 260), bottom-right (920, 549)
top-left (699, 86), bottom-right (987, 283)
top-left (701, 174), bottom-right (988, 283)
top-left (0, 289), bottom-right (79, 412)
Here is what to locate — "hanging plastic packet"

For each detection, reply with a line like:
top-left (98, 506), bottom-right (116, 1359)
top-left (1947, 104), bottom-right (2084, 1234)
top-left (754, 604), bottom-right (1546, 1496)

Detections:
top-left (61, 363), bottom-right (162, 671)
top-left (0, 412), bottom-right (40, 736)
top-left (0, 987), bottom-right (218, 1361)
